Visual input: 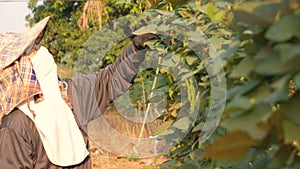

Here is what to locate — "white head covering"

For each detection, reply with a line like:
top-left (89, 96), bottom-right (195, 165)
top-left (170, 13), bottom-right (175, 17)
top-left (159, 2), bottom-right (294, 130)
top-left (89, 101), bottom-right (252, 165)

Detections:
top-left (18, 46), bottom-right (88, 166)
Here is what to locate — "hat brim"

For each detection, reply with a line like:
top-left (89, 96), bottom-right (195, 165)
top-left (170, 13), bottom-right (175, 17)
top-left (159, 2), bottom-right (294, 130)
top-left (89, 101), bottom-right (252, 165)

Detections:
top-left (0, 16), bottom-right (50, 70)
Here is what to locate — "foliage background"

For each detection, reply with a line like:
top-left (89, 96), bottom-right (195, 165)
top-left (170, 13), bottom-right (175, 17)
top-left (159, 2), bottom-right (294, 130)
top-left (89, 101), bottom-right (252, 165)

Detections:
top-left (27, 0), bottom-right (300, 168)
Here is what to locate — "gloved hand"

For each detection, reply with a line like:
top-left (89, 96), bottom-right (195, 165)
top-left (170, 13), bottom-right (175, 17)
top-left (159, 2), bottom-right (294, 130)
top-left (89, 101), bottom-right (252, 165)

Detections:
top-left (132, 33), bottom-right (160, 51)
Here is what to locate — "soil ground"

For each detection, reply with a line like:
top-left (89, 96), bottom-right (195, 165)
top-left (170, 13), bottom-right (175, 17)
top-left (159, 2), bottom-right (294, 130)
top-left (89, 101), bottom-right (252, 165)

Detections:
top-left (90, 142), bottom-right (167, 169)
top-left (88, 109), bottom-right (167, 169)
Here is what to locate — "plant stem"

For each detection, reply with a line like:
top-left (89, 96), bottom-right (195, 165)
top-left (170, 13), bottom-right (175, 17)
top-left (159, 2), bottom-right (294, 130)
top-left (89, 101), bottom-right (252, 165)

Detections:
top-left (137, 56), bottom-right (162, 144)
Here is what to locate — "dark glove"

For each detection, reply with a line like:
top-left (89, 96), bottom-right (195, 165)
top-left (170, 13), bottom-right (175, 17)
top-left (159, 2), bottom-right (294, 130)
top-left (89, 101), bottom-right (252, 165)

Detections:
top-left (132, 33), bottom-right (160, 51)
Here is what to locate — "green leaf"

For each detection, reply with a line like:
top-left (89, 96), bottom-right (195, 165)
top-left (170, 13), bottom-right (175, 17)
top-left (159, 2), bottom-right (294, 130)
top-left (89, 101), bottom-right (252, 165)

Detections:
top-left (255, 53), bottom-right (295, 75)
top-left (206, 4), bottom-right (216, 20)
top-left (254, 46), bottom-right (273, 60)
top-left (266, 145), bottom-right (294, 169)
top-left (210, 36), bottom-right (222, 50)
top-left (265, 14), bottom-right (300, 42)
top-left (167, 0), bottom-right (189, 6)
top-left (234, 1), bottom-right (282, 27)
top-left (230, 57), bottom-right (257, 78)
top-left (144, 40), bottom-right (160, 50)
top-left (246, 83), bottom-right (272, 104)
top-left (190, 149), bottom-right (202, 161)
top-left (227, 80), bottom-right (260, 99)
top-left (115, 0), bottom-right (129, 5)
top-left (202, 131), bottom-right (254, 162)
top-left (168, 102), bottom-right (182, 111)
top-left (222, 105), bottom-right (271, 140)
top-left (173, 117), bottom-right (190, 131)
top-left (132, 26), bottom-right (157, 35)
top-left (185, 55), bottom-right (198, 65)
top-left (188, 32), bottom-right (206, 42)
top-left (171, 18), bottom-right (187, 26)
top-left (219, 40), bottom-right (240, 59)
top-left (192, 122), bottom-right (204, 133)
top-left (152, 120), bottom-right (174, 136)
top-left (282, 96), bottom-right (300, 125)
top-left (265, 74), bottom-right (290, 103)
top-left (160, 59), bottom-right (176, 67)
top-left (283, 119), bottom-right (300, 143)
top-left (293, 73), bottom-right (300, 89)
top-left (159, 160), bottom-right (177, 168)
top-left (148, 91), bottom-right (165, 103)
top-left (205, 4), bottom-right (226, 23)
top-left (178, 163), bottom-right (198, 169)
top-left (157, 24), bottom-right (171, 32)
top-left (154, 10), bottom-right (174, 16)
top-left (225, 96), bottom-right (253, 113)
top-left (275, 43), bottom-right (300, 62)
top-left (178, 71), bottom-right (195, 83)
top-left (212, 9), bottom-right (226, 23)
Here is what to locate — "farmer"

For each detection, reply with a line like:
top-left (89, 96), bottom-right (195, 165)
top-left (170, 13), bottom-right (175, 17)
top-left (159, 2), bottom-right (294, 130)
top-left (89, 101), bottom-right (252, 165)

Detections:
top-left (0, 16), bottom-right (159, 168)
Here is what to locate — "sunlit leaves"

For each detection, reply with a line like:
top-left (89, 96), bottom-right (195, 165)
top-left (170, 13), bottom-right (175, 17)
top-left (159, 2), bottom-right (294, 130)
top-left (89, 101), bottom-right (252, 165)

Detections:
top-left (153, 120), bottom-right (174, 136)
top-left (27, 0), bottom-right (92, 69)
top-left (206, 4), bottom-right (226, 23)
top-left (53, 0), bottom-right (66, 12)
top-left (173, 117), bottom-right (190, 131)
top-left (185, 54), bottom-right (199, 66)
top-left (167, 0), bottom-right (189, 6)
top-left (233, 1), bottom-right (282, 27)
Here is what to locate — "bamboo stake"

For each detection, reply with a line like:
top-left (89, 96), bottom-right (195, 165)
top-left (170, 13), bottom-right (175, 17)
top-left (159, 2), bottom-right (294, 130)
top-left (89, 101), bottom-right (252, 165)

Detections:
top-left (137, 55), bottom-right (162, 145)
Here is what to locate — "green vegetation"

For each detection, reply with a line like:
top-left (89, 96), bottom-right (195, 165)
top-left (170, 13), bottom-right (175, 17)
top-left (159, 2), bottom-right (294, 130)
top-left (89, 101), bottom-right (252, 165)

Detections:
top-left (27, 0), bottom-right (300, 168)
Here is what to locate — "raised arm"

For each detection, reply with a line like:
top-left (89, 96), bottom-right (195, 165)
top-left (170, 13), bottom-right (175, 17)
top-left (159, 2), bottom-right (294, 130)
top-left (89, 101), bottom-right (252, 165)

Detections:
top-left (65, 34), bottom-right (159, 132)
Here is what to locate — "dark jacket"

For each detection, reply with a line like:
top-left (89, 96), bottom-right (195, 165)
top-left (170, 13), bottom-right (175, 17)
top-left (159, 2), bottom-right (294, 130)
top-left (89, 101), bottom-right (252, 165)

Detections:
top-left (0, 45), bottom-right (143, 168)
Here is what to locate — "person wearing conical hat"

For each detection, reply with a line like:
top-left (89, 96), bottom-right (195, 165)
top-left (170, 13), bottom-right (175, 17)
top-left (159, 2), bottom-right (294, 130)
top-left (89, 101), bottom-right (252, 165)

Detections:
top-left (0, 16), bottom-right (159, 168)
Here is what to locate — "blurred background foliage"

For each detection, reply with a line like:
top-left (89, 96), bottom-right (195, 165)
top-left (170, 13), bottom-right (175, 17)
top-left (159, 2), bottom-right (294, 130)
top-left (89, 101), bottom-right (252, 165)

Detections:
top-left (27, 0), bottom-right (300, 168)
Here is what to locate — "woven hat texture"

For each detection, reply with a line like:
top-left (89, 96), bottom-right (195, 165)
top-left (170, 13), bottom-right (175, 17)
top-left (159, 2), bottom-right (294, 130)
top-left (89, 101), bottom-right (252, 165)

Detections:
top-left (0, 16), bottom-right (50, 70)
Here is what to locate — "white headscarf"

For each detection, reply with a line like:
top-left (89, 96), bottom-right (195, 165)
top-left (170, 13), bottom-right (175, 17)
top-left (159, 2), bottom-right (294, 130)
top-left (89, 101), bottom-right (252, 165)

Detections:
top-left (18, 46), bottom-right (89, 166)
